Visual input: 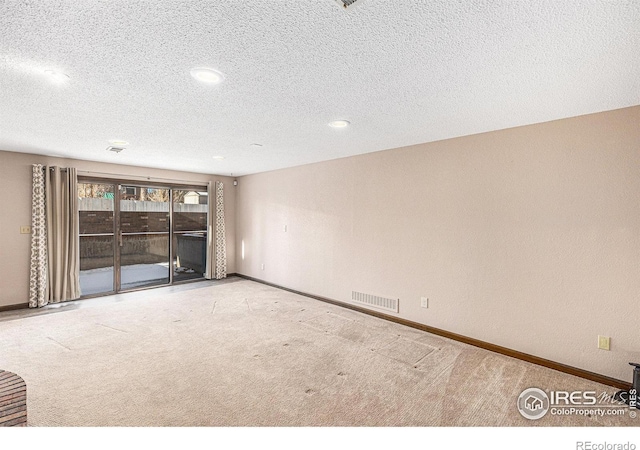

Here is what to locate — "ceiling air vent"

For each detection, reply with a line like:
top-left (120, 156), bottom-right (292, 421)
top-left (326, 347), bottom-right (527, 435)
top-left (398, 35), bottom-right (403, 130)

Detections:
top-left (106, 146), bottom-right (125, 153)
top-left (334, 0), bottom-right (361, 9)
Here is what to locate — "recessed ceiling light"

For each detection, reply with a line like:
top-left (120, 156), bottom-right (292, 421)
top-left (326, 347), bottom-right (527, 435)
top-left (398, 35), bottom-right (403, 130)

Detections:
top-left (109, 139), bottom-right (129, 147)
top-left (212, 155), bottom-right (225, 160)
top-left (44, 69), bottom-right (70, 83)
top-left (328, 120), bottom-right (350, 128)
top-left (190, 67), bottom-right (225, 84)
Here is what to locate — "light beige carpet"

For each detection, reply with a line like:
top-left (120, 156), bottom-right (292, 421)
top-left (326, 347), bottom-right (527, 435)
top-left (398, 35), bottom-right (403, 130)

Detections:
top-left (0, 278), bottom-right (635, 426)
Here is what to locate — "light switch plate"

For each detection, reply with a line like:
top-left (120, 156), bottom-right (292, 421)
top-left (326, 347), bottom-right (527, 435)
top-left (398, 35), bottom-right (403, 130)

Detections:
top-left (20, 226), bottom-right (31, 234)
top-left (597, 335), bottom-right (610, 351)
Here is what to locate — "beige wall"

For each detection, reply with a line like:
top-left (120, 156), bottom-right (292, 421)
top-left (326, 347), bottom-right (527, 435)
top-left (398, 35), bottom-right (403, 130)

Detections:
top-left (0, 150), bottom-right (236, 308)
top-left (235, 105), bottom-right (640, 382)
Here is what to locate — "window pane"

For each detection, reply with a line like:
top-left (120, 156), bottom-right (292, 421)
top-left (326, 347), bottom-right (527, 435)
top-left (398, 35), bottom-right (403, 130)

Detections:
top-left (173, 190), bottom-right (208, 281)
top-left (120, 186), bottom-right (170, 290)
top-left (78, 183), bottom-right (115, 296)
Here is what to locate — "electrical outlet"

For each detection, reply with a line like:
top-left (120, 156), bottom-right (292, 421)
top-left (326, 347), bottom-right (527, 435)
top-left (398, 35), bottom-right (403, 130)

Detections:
top-left (261, 263), bottom-right (265, 270)
top-left (20, 226), bottom-right (31, 234)
top-left (420, 297), bottom-right (428, 308)
top-left (597, 335), bottom-right (610, 351)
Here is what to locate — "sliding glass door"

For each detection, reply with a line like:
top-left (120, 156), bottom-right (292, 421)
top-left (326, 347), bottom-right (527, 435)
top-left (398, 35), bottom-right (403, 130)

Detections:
top-left (118, 185), bottom-right (171, 290)
top-left (173, 189), bottom-right (208, 282)
top-left (78, 182), bottom-right (116, 296)
top-left (78, 180), bottom-right (208, 297)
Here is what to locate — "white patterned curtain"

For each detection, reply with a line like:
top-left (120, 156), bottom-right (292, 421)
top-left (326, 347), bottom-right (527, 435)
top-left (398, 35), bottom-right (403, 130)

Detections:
top-left (205, 180), bottom-right (227, 280)
top-left (214, 181), bottom-right (227, 279)
top-left (29, 165), bottom-right (81, 307)
top-left (29, 164), bottom-right (48, 307)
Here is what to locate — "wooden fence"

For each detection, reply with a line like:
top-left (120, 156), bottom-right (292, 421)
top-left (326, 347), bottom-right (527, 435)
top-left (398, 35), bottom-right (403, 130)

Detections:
top-left (79, 198), bottom-right (207, 212)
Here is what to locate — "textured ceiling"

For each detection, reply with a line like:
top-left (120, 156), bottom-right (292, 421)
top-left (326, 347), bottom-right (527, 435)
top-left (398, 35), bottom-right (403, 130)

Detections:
top-left (1, 1), bottom-right (639, 176)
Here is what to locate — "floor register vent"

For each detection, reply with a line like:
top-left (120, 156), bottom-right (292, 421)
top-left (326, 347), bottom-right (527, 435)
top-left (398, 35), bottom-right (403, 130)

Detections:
top-left (351, 291), bottom-right (398, 313)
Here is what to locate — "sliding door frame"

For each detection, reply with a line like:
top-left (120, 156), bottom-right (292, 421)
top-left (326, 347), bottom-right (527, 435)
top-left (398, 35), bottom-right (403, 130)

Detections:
top-left (78, 176), bottom-right (209, 298)
top-left (113, 181), bottom-right (120, 293)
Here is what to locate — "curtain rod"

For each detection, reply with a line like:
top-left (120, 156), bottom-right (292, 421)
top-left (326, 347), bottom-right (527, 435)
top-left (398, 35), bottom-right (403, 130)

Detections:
top-left (76, 170), bottom-right (213, 185)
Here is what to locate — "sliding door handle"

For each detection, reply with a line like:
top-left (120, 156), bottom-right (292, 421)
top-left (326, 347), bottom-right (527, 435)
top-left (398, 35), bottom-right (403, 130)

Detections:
top-left (119, 230), bottom-right (123, 247)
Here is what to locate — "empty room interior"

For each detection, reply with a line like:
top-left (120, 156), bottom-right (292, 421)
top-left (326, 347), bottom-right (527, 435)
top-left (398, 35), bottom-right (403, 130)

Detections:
top-left (1, 0), bottom-right (639, 431)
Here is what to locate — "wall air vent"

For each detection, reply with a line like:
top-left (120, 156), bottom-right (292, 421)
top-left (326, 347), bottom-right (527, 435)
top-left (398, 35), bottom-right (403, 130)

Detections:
top-left (106, 146), bottom-right (125, 153)
top-left (351, 291), bottom-right (398, 313)
top-left (334, 0), bottom-right (361, 9)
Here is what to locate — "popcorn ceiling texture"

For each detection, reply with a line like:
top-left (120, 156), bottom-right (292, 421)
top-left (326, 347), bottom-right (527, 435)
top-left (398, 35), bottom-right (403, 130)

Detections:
top-left (0, 1), bottom-right (639, 175)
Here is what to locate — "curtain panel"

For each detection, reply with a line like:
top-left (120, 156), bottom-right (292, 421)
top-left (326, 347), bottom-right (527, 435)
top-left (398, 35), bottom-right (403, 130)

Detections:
top-left (214, 181), bottom-right (227, 279)
top-left (28, 165), bottom-right (81, 307)
top-left (205, 180), bottom-right (227, 280)
top-left (28, 165), bottom-right (48, 307)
